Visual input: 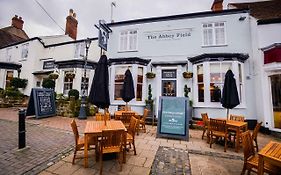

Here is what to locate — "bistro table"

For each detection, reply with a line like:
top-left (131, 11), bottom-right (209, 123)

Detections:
top-left (114, 110), bottom-right (140, 120)
top-left (208, 119), bottom-right (248, 152)
top-left (84, 120), bottom-right (126, 168)
top-left (258, 141), bottom-right (281, 175)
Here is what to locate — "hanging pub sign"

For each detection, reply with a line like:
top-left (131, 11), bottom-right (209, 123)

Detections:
top-left (157, 96), bottom-right (190, 141)
top-left (26, 88), bottom-right (56, 119)
top-left (98, 20), bottom-right (112, 51)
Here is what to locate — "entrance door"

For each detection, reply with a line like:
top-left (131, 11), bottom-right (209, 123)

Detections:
top-left (5, 71), bottom-right (13, 89)
top-left (270, 74), bottom-right (281, 129)
top-left (162, 69), bottom-right (177, 96)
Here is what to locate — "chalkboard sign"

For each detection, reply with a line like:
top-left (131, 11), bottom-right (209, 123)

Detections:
top-left (157, 96), bottom-right (190, 141)
top-left (26, 88), bottom-right (56, 118)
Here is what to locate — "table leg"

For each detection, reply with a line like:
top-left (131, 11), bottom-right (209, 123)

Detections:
top-left (123, 132), bottom-right (126, 163)
top-left (235, 127), bottom-right (240, 152)
top-left (258, 155), bottom-right (264, 175)
top-left (84, 134), bottom-right (88, 168)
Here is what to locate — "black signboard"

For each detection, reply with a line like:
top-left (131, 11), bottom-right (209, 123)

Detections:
top-left (98, 20), bottom-right (110, 51)
top-left (157, 96), bottom-right (190, 141)
top-left (43, 60), bottom-right (55, 69)
top-left (26, 88), bottom-right (56, 118)
top-left (162, 69), bottom-right (177, 78)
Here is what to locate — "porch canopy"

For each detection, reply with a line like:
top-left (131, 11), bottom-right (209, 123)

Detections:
top-left (0, 61), bottom-right (22, 70)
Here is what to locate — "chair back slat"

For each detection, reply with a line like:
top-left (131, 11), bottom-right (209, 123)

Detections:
top-left (201, 113), bottom-right (209, 127)
top-left (252, 122), bottom-right (262, 140)
top-left (241, 130), bottom-right (256, 160)
top-left (128, 116), bottom-right (139, 137)
top-left (121, 112), bottom-right (135, 126)
top-left (209, 118), bottom-right (227, 132)
top-left (71, 119), bottom-right (79, 145)
top-left (141, 109), bottom-right (149, 122)
top-left (101, 129), bottom-right (124, 150)
top-left (229, 114), bottom-right (245, 122)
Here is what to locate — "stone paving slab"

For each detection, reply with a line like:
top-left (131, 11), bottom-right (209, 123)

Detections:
top-left (0, 119), bottom-right (73, 175)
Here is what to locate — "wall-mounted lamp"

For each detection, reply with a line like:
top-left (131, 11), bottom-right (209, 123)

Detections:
top-left (239, 16), bottom-right (246, 21)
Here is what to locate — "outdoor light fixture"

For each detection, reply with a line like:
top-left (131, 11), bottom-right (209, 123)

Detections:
top-left (78, 38), bottom-right (91, 120)
top-left (239, 16), bottom-right (246, 21)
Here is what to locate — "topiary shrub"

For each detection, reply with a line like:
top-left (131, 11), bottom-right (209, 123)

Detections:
top-left (68, 89), bottom-right (79, 100)
top-left (10, 77), bottom-right (28, 89)
top-left (42, 78), bottom-right (55, 89)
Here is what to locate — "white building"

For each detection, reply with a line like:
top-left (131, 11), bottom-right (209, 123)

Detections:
top-left (106, 6), bottom-right (257, 126)
top-left (0, 10), bottom-right (100, 97)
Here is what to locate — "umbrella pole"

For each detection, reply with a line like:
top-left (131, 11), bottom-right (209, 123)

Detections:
top-left (104, 108), bottom-right (107, 125)
top-left (226, 109), bottom-right (230, 120)
top-left (125, 102), bottom-right (128, 111)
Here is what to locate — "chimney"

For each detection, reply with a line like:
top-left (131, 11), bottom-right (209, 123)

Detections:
top-left (12, 15), bottom-right (24, 30)
top-left (65, 9), bottom-right (78, 40)
top-left (211, 0), bottom-right (223, 11)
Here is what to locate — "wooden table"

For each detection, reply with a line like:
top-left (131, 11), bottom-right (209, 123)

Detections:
top-left (84, 120), bottom-right (126, 168)
top-left (226, 120), bottom-right (248, 152)
top-left (114, 110), bottom-right (140, 120)
top-left (208, 119), bottom-right (247, 152)
top-left (258, 141), bottom-right (281, 175)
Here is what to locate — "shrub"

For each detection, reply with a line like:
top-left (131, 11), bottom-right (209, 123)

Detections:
top-left (42, 78), bottom-right (55, 89)
top-left (5, 87), bottom-right (24, 99)
top-left (10, 77), bottom-right (28, 89)
top-left (68, 89), bottom-right (79, 100)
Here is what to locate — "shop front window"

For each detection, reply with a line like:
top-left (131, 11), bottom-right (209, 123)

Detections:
top-left (114, 66), bottom-right (132, 100)
top-left (136, 67), bottom-right (143, 101)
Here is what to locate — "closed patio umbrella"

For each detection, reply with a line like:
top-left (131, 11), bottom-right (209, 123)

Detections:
top-left (89, 55), bottom-right (110, 112)
top-left (121, 69), bottom-right (135, 111)
top-left (221, 69), bottom-right (240, 120)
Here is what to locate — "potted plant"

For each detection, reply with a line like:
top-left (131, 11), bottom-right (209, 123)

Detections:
top-left (146, 72), bottom-right (156, 79)
top-left (145, 84), bottom-right (154, 124)
top-left (49, 71), bottom-right (59, 80)
top-left (65, 72), bottom-right (75, 79)
top-left (182, 71), bottom-right (193, 79)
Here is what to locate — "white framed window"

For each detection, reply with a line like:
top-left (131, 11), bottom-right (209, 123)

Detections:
top-left (202, 22), bottom-right (226, 46)
top-left (6, 48), bottom-right (12, 62)
top-left (194, 61), bottom-right (244, 107)
top-left (21, 43), bottom-right (29, 58)
top-left (119, 29), bottom-right (138, 52)
top-left (74, 43), bottom-right (86, 58)
top-left (63, 71), bottom-right (74, 95)
top-left (136, 67), bottom-right (143, 101)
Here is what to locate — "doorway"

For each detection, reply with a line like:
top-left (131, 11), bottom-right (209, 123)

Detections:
top-left (270, 74), bottom-right (281, 129)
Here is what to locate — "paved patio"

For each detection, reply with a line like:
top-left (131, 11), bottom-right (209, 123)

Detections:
top-left (0, 108), bottom-right (279, 175)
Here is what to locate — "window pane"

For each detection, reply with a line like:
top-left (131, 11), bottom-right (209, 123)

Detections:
top-left (210, 83), bottom-right (222, 102)
top-left (198, 84), bottom-right (204, 102)
top-left (215, 28), bottom-right (225, 45)
top-left (136, 67), bottom-right (143, 101)
top-left (115, 66), bottom-right (132, 100)
top-left (197, 64), bottom-right (203, 82)
top-left (221, 63), bottom-right (232, 82)
top-left (210, 63), bottom-right (221, 83)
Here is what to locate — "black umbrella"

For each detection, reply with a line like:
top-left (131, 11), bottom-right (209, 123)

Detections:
top-left (121, 69), bottom-right (135, 110)
top-left (89, 55), bottom-right (110, 110)
top-left (221, 69), bottom-right (240, 120)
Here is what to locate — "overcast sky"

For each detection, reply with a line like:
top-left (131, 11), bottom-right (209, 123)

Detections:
top-left (0, 0), bottom-right (261, 39)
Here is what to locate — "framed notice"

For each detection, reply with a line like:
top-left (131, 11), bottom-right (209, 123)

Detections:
top-left (26, 88), bottom-right (56, 119)
top-left (157, 96), bottom-right (190, 141)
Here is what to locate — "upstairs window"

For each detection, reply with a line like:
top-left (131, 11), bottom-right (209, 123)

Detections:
top-left (119, 30), bottom-right (137, 52)
top-left (202, 22), bottom-right (226, 46)
top-left (21, 43), bottom-right (29, 58)
top-left (74, 43), bottom-right (86, 58)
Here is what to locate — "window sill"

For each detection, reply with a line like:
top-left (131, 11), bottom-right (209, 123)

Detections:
top-left (117, 50), bottom-right (138, 53)
top-left (201, 44), bottom-right (228, 48)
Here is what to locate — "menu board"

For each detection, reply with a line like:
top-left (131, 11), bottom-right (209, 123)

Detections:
top-left (26, 88), bottom-right (56, 118)
top-left (157, 97), bottom-right (189, 141)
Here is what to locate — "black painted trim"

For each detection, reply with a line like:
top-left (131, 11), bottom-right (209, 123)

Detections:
top-left (32, 70), bottom-right (53, 75)
top-left (188, 53), bottom-right (249, 64)
top-left (108, 9), bottom-right (248, 27)
top-left (108, 57), bottom-right (151, 66)
top-left (258, 18), bottom-right (281, 25)
top-left (55, 59), bottom-right (97, 69)
top-left (0, 61), bottom-right (22, 70)
top-left (152, 61), bottom-right (187, 66)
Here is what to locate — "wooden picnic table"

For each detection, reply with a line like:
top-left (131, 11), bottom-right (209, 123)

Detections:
top-left (258, 141), bottom-right (281, 175)
top-left (84, 120), bottom-right (126, 168)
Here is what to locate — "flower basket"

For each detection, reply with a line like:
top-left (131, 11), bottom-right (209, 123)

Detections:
top-left (146, 72), bottom-right (156, 79)
top-left (182, 72), bottom-right (193, 79)
top-left (49, 72), bottom-right (59, 80)
top-left (65, 72), bottom-right (75, 79)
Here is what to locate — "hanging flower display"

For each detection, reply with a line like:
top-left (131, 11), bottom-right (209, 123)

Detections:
top-left (146, 72), bottom-right (156, 79)
top-left (65, 72), bottom-right (76, 79)
top-left (182, 72), bottom-right (193, 79)
top-left (48, 72), bottom-right (59, 80)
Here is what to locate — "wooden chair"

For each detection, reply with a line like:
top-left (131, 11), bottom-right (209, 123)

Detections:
top-left (201, 113), bottom-right (209, 140)
top-left (70, 119), bottom-right (97, 164)
top-left (126, 116), bottom-right (139, 155)
top-left (228, 114), bottom-right (245, 145)
top-left (139, 108), bottom-right (149, 133)
top-left (99, 129), bottom-right (124, 175)
top-left (95, 112), bottom-right (110, 121)
top-left (252, 122), bottom-right (262, 152)
top-left (241, 130), bottom-right (280, 175)
top-left (121, 112), bottom-right (135, 128)
top-left (230, 114), bottom-right (245, 122)
top-left (209, 118), bottom-right (228, 152)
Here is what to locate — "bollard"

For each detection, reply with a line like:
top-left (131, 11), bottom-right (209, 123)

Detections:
top-left (18, 109), bottom-right (26, 149)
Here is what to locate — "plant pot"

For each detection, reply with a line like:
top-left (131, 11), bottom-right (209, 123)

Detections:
top-left (183, 72), bottom-right (193, 79)
top-left (146, 72), bottom-right (156, 79)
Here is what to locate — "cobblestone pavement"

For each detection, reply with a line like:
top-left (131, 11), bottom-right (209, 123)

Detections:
top-left (150, 146), bottom-right (191, 175)
top-left (0, 119), bottom-right (73, 175)
top-left (0, 108), bottom-right (280, 175)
